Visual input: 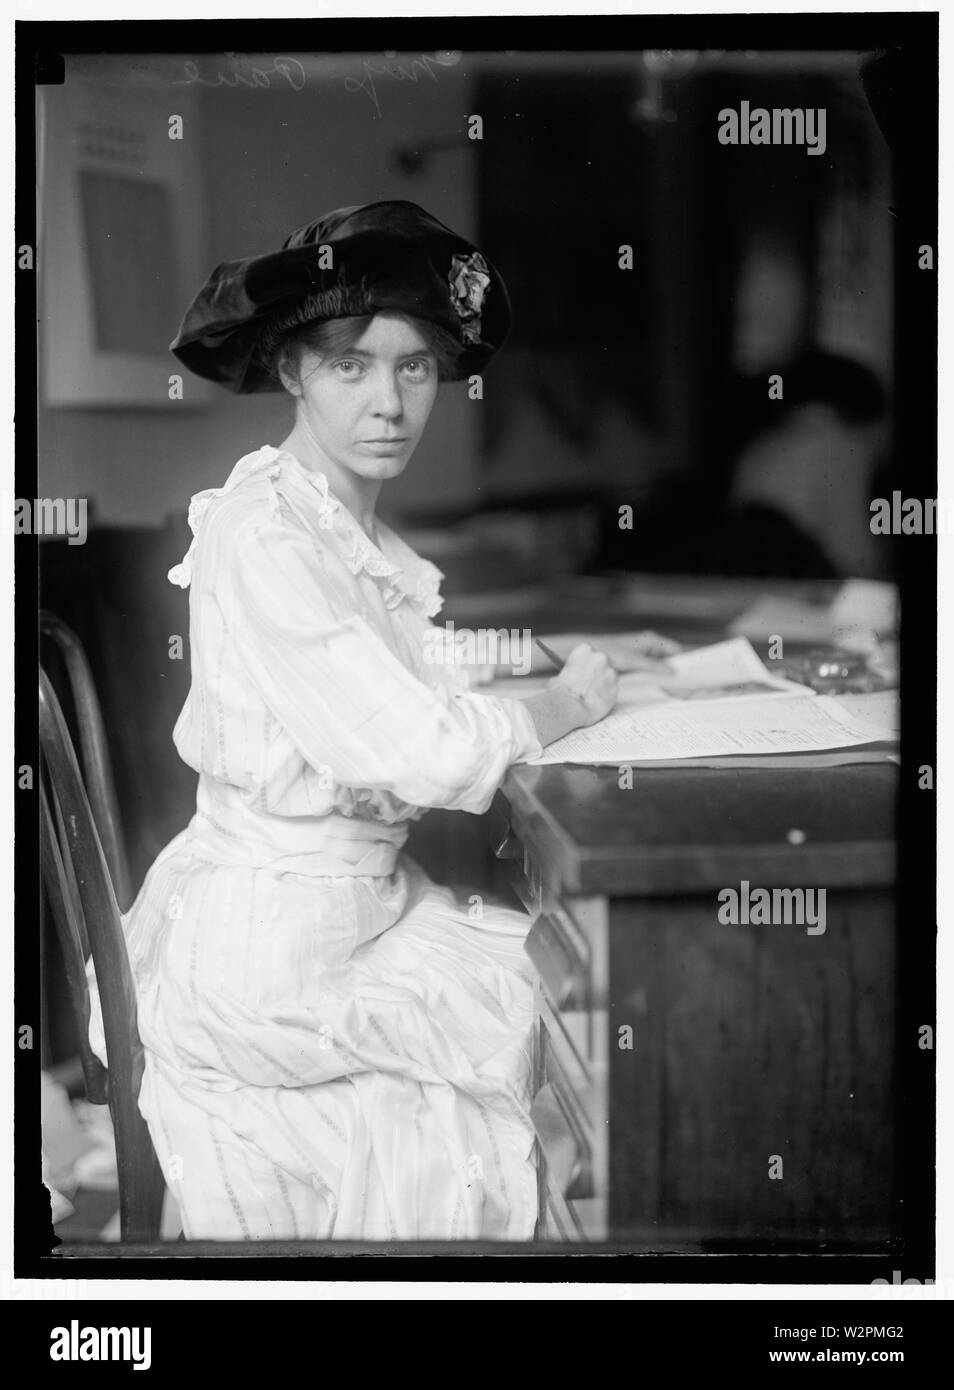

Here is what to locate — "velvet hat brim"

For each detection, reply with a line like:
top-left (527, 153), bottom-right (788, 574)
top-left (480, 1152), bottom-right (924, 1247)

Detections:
top-left (170, 200), bottom-right (512, 393)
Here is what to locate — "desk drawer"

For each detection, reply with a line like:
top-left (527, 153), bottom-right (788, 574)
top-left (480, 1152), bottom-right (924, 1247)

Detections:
top-left (526, 897), bottom-right (609, 1070)
top-left (487, 795), bottom-right (608, 1001)
top-left (533, 1006), bottom-right (607, 1241)
top-left (526, 906), bottom-right (589, 1011)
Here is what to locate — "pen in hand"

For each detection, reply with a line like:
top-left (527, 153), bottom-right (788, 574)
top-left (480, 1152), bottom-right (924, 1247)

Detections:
top-left (534, 638), bottom-right (567, 671)
top-left (534, 636), bottom-right (678, 676)
top-left (535, 639), bottom-right (621, 709)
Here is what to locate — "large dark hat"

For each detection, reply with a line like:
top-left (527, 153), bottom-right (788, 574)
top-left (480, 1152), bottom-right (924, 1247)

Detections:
top-left (170, 200), bottom-right (511, 393)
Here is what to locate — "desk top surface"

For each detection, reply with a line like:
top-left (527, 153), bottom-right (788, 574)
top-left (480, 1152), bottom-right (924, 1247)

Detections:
top-left (495, 761), bottom-right (898, 897)
top-left (460, 574), bottom-right (901, 896)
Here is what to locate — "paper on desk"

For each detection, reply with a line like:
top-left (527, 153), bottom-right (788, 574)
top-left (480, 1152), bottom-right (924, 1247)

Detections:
top-left (654, 637), bottom-right (810, 701)
top-left (528, 690), bottom-right (899, 766)
top-left (492, 636), bottom-right (810, 704)
top-left (728, 580), bottom-right (900, 644)
top-left (601, 694), bottom-right (900, 768)
top-left (624, 747), bottom-right (901, 769)
top-left (828, 579), bottom-right (899, 638)
top-left (827, 690), bottom-right (900, 736)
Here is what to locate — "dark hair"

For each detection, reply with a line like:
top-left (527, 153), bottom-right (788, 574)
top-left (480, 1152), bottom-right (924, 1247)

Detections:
top-left (271, 312), bottom-right (462, 387)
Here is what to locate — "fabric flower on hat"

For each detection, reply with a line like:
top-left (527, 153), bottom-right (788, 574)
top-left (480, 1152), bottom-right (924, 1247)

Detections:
top-left (448, 251), bottom-right (491, 345)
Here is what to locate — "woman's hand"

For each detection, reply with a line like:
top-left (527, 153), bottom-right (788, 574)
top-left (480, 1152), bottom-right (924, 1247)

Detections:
top-left (464, 662), bottom-right (497, 686)
top-left (628, 630), bottom-right (683, 672)
top-left (549, 643), bottom-right (619, 726)
top-left (524, 643), bottom-right (618, 748)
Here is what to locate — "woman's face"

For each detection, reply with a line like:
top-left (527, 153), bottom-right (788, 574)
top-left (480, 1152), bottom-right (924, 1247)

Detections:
top-left (283, 312), bottom-right (440, 483)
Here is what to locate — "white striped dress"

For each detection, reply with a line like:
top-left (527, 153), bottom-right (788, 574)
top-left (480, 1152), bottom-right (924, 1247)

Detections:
top-left (88, 444), bottom-right (543, 1241)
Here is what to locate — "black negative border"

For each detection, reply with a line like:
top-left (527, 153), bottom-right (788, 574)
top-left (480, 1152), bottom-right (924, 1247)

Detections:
top-left (13, 8), bottom-right (939, 1286)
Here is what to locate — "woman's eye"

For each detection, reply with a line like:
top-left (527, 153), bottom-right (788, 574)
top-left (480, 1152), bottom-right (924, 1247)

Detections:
top-left (333, 359), bottom-right (363, 378)
top-left (401, 359), bottom-right (431, 379)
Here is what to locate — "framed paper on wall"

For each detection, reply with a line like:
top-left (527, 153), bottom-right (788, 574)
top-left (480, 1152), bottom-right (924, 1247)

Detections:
top-left (38, 59), bottom-right (212, 407)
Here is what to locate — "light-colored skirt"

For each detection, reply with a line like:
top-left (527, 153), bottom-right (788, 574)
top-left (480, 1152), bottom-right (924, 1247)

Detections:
top-left (90, 824), bottom-right (538, 1242)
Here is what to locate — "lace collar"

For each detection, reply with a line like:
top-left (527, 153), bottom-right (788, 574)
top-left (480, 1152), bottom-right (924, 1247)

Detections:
top-left (169, 445), bottom-right (445, 617)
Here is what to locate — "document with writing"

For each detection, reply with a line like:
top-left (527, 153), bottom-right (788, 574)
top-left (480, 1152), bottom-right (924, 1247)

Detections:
top-left (637, 636), bottom-right (811, 702)
top-left (528, 690), bottom-right (899, 766)
top-left (488, 636), bottom-right (898, 764)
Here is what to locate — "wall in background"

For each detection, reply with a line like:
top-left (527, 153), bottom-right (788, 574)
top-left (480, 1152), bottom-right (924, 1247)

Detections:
top-left (38, 52), bottom-right (482, 528)
top-left (37, 49), bottom-right (895, 574)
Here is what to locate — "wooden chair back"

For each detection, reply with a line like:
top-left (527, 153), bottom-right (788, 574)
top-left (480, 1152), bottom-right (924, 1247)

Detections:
top-left (39, 668), bottom-right (164, 1241)
top-left (40, 611), bottom-right (134, 912)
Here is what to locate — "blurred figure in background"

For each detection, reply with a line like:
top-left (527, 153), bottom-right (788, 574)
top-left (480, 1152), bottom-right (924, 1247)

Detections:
top-left (721, 350), bottom-right (889, 578)
top-left (601, 350), bottom-right (888, 580)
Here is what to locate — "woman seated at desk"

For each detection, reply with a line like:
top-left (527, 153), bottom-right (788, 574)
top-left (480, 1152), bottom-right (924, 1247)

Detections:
top-left (88, 201), bottom-right (638, 1242)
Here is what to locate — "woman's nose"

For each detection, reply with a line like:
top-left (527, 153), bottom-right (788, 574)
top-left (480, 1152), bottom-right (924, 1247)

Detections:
top-left (371, 370), bottom-right (403, 418)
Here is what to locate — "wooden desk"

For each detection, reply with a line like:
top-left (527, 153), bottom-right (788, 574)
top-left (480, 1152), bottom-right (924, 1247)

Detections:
top-left (486, 760), bottom-right (898, 1249)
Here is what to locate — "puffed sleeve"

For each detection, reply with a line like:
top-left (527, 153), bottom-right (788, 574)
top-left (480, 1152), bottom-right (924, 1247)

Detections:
top-left (226, 512), bottom-right (543, 814)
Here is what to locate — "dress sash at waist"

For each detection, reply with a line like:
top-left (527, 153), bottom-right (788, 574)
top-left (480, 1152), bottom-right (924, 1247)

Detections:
top-left (186, 776), bottom-right (408, 878)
